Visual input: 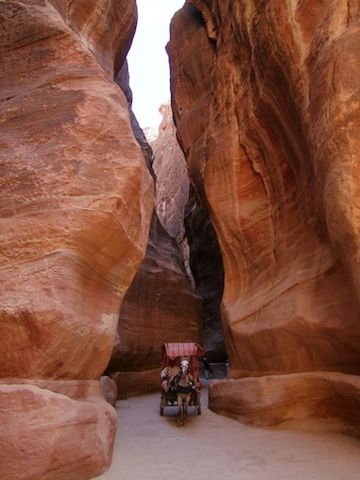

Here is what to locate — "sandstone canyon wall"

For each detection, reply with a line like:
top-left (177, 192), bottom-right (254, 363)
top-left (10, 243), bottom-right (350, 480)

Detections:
top-left (152, 104), bottom-right (225, 361)
top-left (0, 1), bottom-right (153, 478)
top-left (106, 105), bottom-right (202, 398)
top-left (168, 0), bottom-right (360, 434)
top-left (107, 213), bottom-right (202, 397)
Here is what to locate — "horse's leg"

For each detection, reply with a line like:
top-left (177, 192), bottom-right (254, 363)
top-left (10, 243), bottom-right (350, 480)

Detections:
top-left (181, 397), bottom-right (186, 426)
top-left (180, 396), bottom-right (185, 426)
top-left (183, 394), bottom-right (191, 424)
top-left (177, 395), bottom-right (186, 426)
top-left (176, 394), bottom-right (182, 425)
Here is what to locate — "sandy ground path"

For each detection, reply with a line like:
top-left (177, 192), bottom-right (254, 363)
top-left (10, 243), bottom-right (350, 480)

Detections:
top-left (98, 388), bottom-right (360, 480)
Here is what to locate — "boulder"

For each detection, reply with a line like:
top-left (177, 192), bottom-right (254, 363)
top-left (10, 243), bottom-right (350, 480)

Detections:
top-left (100, 376), bottom-right (118, 407)
top-left (0, 381), bottom-right (116, 480)
top-left (209, 373), bottom-right (360, 437)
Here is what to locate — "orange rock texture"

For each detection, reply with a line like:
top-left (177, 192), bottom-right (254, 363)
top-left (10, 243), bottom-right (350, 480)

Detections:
top-left (0, 0), bottom-right (153, 477)
top-left (168, 0), bottom-right (360, 432)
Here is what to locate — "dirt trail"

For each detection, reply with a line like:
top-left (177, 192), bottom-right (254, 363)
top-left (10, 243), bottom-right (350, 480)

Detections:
top-left (98, 388), bottom-right (360, 480)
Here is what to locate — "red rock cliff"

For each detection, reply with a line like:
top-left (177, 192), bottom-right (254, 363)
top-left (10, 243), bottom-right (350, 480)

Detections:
top-left (0, 1), bottom-right (153, 478)
top-left (168, 0), bottom-right (360, 434)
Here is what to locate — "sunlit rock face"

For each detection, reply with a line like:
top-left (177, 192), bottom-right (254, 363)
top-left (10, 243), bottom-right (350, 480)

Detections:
top-left (152, 104), bottom-right (193, 305)
top-left (116, 61), bottom-right (155, 175)
top-left (168, 0), bottom-right (360, 433)
top-left (152, 103), bottom-right (189, 241)
top-left (107, 213), bottom-right (201, 397)
top-left (0, 0), bottom-right (153, 477)
top-left (49, 0), bottom-right (137, 76)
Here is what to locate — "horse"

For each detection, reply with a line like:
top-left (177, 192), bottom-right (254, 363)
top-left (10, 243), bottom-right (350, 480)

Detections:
top-left (174, 358), bottom-right (195, 426)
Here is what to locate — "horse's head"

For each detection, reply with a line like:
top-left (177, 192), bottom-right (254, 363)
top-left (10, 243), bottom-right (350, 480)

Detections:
top-left (180, 358), bottom-right (190, 375)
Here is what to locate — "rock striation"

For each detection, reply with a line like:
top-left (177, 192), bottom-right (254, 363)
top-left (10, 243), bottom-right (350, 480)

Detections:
top-left (168, 0), bottom-right (360, 433)
top-left (0, 0), bottom-right (153, 478)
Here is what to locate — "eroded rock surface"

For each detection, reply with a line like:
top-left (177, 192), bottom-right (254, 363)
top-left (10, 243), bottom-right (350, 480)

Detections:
top-left (168, 0), bottom-right (360, 433)
top-left (0, 0), bottom-right (153, 478)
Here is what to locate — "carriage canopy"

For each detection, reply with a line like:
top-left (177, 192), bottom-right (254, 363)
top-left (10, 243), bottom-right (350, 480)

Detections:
top-left (161, 342), bottom-right (204, 360)
top-left (160, 342), bottom-right (204, 417)
top-left (160, 342), bottom-right (204, 384)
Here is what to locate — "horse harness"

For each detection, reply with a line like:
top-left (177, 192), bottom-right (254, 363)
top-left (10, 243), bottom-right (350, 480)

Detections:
top-left (173, 372), bottom-right (195, 394)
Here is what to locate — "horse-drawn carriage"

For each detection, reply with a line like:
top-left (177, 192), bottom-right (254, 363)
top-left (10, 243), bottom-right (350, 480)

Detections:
top-left (160, 342), bottom-right (203, 423)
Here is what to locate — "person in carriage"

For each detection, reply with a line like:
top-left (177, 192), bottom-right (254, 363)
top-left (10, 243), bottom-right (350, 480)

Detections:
top-left (160, 357), bottom-right (180, 393)
top-left (160, 343), bottom-right (203, 423)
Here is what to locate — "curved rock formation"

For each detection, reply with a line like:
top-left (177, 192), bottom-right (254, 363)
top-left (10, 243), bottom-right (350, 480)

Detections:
top-left (168, 0), bottom-right (360, 433)
top-left (0, 0), bottom-right (153, 477)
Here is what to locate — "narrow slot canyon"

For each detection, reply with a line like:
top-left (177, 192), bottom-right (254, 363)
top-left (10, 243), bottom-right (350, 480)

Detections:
top-left (0, 1), bottom-right (360, 480)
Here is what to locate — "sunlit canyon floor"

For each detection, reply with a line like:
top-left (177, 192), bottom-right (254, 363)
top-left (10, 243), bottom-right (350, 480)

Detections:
top-left (98, 386), bottom-right (360, 480)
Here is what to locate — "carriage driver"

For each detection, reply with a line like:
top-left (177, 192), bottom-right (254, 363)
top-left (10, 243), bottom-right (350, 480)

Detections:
top-left (160, 358), bottom-right (180, 393)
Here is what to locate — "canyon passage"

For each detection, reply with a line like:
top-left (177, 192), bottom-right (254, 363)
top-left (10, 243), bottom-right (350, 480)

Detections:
top-left (0, 1), bottom-right (360, 480)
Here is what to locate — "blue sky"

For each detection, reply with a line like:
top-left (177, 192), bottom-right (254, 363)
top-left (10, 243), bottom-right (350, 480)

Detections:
top-left (128, 0), bottom-right (185, 130)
